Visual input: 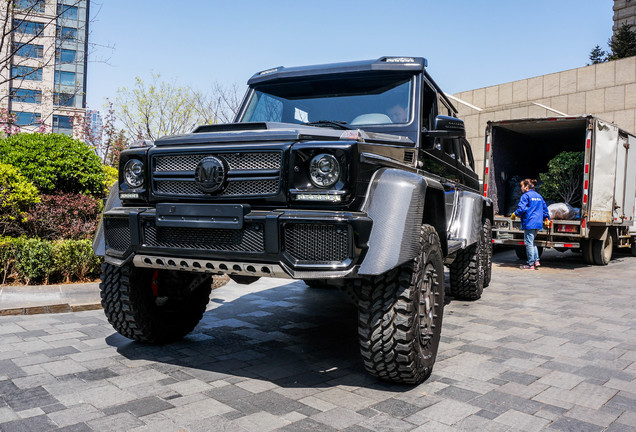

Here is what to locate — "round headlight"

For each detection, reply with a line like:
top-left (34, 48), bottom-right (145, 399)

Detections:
top-left (123, 159), bottom-right (144, 188)
top-left (309, 153), bottom-right (340, 188)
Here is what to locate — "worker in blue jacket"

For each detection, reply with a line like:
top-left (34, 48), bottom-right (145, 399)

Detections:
top-left (511, 179), bottom-right (550, 270)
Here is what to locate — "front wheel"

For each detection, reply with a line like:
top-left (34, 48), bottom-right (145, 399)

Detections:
top-left (357, 225), bottom-right (445, 384)
top-left (100, 263), bottom-right (212, 344)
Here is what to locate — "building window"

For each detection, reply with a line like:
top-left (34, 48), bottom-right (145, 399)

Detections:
top-left (54, 92), bottom-right (75, 106)
top-left (54, 70), bottom-right (75, 86)
top-left (13, 43), bottom-right (44, 58)
top-left (57, 4), bottom-right (78, 20)
top-left (13, 111), bottom-right (41, 126)
top-left (15, 0), bottom-right (45, 13)
top-left (56, 48), bottom-right (76, 63)
top-left (53, 115), bottom-right (73, 134)
top-left (11, 65), bottom-right (43, 81)
top-left (10, 88), bottom-right (42, 104)
top-left (56, 26), bottom-right (77, 40)
top-left (13, 20), bottom-right (45, 35)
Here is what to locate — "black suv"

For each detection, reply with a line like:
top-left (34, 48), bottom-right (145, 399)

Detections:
top-left (95, 57), bottom-right (493, 384)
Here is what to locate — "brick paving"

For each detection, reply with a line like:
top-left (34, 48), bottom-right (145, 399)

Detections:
top-left (0, 249), bottom-right (635, 431)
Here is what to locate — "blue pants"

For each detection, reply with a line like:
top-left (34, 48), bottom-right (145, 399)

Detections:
top-left (524, 229), bottom-right (539, 266)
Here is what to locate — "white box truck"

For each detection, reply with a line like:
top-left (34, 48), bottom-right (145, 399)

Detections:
top-left (484, 115), bottom-right (636, 265)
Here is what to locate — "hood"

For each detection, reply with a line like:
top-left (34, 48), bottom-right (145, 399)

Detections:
top-left (153, 122), bottom-right (413, 147)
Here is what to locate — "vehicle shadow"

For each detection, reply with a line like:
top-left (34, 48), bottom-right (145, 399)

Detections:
top-left (106, 280), bottom-right (415, 392)
top-left (493, 247), bottom-right (634, 270)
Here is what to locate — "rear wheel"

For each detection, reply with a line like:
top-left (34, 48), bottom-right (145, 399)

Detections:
top-left (482, 219), bottom-right (493, 288)
top-left (591, 232), bottom-right (613, 265)
top-left (100, 263), bottom-right (212, 344)
top-left (357, 225), bottom-right (444, 384)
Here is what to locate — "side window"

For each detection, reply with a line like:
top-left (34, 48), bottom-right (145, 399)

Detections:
top-left (437, 94), bottom-right (451, 117)
top-left (421, 82), bottom-right (436, 130)
top-left (461, 139), bottom-right (475, 171)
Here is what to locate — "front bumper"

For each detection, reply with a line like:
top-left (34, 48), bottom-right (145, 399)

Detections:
top-left (102, 205), bottom-right (372, 279)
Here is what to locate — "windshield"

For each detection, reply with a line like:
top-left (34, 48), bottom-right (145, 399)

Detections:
top-left (240, 73), bottom-right (413, 126)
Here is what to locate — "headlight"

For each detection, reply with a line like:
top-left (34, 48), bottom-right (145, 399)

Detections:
top-left (309, 153), bottom-right (340, 188)
top-left (123, 159), bottom-right (144, 188)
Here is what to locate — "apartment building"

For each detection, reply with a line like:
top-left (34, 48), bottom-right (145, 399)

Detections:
top-left (0, 0), bottom-right (89, 135)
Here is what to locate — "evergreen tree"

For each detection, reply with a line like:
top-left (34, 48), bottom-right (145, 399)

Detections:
top-left (588, 45), bottom-right (607, 64)
top-left (607, 24), bottom-right (636, 60)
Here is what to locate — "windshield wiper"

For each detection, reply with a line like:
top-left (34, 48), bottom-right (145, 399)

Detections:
top-left (304, 120), bottom-right (354, 130)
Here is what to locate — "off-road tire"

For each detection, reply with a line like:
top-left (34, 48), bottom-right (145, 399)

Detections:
top-left (357, 225), bottom-right (444, 384)
top-left (631, 239), bottom-right (636, 257)
top-left (482, 219), bottom-right (493, 288)
top-left (591, 233), bottom-right (613, 265)
top-left (100, 263), bottom-right (212, 344)
top-left (449, 224), bottom-right (486, 300)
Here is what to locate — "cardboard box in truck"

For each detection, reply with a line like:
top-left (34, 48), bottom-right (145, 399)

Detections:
top-left (484, 115), bottom-right (636, 265)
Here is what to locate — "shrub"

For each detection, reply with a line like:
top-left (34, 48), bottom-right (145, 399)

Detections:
top-left (0, 236), bottom-right (17, 284)
top-left (0, 133), bottom-right (106, 197)
top-left (13, 237), bottom-right (53, 285)
top-left (0, 163), bottom-right (40, 236)
top-left (539, 151), bottom-right (585, 205)
top-left (102, 165), bottom-right (119, 194)
top-left (52, 239), bottom-right (102, 282)
top-left (24, 192), bottom-right (101, 240)
top-left (0, 237), bottom-right (102, 284)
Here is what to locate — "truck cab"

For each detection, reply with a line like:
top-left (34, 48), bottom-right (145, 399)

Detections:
top-left (96, 57), bottom-right (492, 384)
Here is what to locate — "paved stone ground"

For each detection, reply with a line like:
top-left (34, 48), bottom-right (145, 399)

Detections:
top-left (1, 249), bottom-right (635, 431)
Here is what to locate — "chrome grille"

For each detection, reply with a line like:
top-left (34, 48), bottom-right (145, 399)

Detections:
top-left (155, 179), bottom-right (279, 197)
top-left (154, 152), bottom-right (281, 172)
top-left (284, 224), bottom-right (350, 264)
top-left (144, 223), bottom-right (264, 252)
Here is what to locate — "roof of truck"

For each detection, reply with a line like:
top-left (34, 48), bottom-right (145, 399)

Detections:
top-left (247, 56), bottom-right (458, 114)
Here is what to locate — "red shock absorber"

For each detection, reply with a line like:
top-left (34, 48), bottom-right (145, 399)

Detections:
top-left (151, 270), bottom-right (159, 297)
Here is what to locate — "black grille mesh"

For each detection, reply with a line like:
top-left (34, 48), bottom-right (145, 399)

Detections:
top-left (284, 224), bottom-right (349, 263)
top-left (104, 218), bottom-right (131, 252)
top-left (154, 179), bottom-right (279, 197)
top-left (154, 152), bottom-right (281, 172)
top-left (144, 223), bottom-right (264, 252)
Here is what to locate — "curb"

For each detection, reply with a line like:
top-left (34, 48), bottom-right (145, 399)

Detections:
top-left (0, 302), bottom-right (102, 316)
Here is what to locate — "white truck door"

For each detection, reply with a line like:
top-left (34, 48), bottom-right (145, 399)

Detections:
top-left (614, 134), bottom-right (628, 222)
top-left (624, 134), bottom-right (636, 226)
top-left (589, 120), bottom-right (619, 223)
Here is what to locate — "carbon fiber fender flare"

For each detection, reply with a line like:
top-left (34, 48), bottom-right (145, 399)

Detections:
top-left (92, 183), bottom-right (122, 257)
top-left (358, 168), bottom-right (444, 276)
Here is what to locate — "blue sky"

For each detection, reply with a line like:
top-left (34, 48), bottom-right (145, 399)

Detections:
top-left (86, 0), bottom-right (614, 112)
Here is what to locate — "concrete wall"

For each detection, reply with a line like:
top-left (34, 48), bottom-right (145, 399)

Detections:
top-left (614, 0), bottom-right (636, 31)
top-left (452, 56), bottom-right (636, 176)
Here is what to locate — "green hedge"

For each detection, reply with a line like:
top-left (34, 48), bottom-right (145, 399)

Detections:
top-left (0, 237), bottom-right (102, 285)
top-left (0, 133), bottom-right (106, 197)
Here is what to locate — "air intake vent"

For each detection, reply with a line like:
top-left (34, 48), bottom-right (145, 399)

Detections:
top-left (403, 151), bottom-right (414, 163)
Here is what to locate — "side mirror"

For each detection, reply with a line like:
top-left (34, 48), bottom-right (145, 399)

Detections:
top-left (434, 115), bottom-right (466, 135)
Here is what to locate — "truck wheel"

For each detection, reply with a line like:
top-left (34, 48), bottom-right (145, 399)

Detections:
top-left (582, 239), bottom-right (593, 264)
top-left (100, 263), bottom-right (212, 344)
top-left (591, 233), bottom-right (613, 265)
top-left (632, 239), bottom-right (636, 257)
top-left (482, 219), bottom-right (493, 288)
top-left (357, 225), bottom-right (444, 384)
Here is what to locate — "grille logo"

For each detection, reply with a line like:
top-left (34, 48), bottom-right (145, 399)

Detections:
top-left (194, 156), bottom-right (227, 193)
